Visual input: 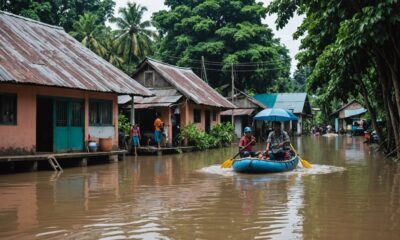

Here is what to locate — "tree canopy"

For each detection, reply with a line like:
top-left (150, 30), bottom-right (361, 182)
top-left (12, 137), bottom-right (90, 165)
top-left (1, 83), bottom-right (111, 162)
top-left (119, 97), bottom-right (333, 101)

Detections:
top-left (268, 0), bottom-right (400, 156)
top-left (153, 0), bottom-right (293, 93)
top-left (0, 0), bottom-right (115, 32)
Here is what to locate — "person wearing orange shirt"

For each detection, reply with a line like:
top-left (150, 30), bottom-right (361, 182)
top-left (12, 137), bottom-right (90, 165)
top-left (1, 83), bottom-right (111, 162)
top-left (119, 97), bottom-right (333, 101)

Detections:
top-left (154, 114), bottom-right (163, 149)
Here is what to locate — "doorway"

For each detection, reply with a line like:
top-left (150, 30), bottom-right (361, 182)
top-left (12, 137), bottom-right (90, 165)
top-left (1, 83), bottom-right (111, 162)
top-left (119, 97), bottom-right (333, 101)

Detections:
top-left (36, 97), bottom-right (53, 152)
top-left (53, 98), bottom-right (84, 152)
top-left (205, 110), bottom-right (211, 133)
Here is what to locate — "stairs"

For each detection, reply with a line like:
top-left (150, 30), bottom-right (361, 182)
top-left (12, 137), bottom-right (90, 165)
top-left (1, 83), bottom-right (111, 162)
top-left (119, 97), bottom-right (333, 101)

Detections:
top-left (48, 155), bottom-right (63, 172)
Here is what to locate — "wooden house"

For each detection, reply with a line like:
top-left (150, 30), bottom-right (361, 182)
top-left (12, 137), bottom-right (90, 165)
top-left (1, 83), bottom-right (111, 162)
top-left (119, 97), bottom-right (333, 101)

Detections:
top-left (119, 58), bottom-right (236, 146)
top-left (0, 11), bottom-right (152, 155)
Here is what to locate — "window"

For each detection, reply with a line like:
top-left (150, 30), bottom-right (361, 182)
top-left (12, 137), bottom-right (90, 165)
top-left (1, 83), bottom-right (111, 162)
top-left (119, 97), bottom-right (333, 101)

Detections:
top-left (89, 100), bottom-right (112, 126)
top-left (0, 93), bottom-right (17, 125)
top-left (212, 110), bottom-right (217, 121)
top-left (193, 109), bottom-right (201, 123)
top-left (144, 71), bottom-right (154, 87)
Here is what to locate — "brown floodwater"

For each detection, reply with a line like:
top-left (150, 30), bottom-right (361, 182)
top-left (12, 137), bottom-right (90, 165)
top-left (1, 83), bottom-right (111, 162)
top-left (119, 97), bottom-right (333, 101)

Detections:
top-left (0, 136), bottom-right (399, 239)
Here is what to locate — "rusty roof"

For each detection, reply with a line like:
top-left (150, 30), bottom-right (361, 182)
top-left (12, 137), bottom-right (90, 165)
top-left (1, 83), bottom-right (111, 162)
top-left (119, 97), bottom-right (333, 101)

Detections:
top-left (0, 11), bottom-right (152, 96)
top-left (220, 108), bottom-right (256, 116)
top-left (133, 58), bottom-right (236, 109)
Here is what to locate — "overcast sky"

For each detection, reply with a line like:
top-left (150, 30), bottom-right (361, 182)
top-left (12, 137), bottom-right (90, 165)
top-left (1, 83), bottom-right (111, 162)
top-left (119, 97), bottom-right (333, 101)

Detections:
top-left (112, 0), bottom-right (303, 73)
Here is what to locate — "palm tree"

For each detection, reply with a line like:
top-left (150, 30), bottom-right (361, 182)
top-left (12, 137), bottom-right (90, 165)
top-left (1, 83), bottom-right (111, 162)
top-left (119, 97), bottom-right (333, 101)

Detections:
top-left (110, 2), bottom-right (156, 64)
top-left (70, 12), bottom-right (107, 57)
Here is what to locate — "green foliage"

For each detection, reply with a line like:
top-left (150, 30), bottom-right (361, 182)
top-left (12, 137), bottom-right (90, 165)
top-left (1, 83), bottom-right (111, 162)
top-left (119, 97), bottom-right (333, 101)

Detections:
top-left (118, 114), bottom-right (131, 135)
top-left (0, 0), bottom-right (115, 32)
top-left (179, 122), bottom-right (235, 150)
top-left (110, 2), bottom-right (157, 66)
top-left (267, 0), bottom-right (400, 155)
top-left (152, 0), bottom-right (292, 93)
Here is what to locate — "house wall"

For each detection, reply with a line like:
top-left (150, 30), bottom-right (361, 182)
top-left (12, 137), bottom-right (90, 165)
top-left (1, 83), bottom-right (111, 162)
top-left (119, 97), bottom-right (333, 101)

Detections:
top-left (0, 83), bottom-right (118, 154)
top-left (183, 102), bottom-right (220, 131)
top-left (134, 65), bottom-right (173, 89)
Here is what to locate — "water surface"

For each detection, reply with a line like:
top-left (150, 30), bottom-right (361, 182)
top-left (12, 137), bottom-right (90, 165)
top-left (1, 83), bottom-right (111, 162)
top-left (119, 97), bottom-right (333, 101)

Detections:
top-left (0, 136), bottom-right (399, 239)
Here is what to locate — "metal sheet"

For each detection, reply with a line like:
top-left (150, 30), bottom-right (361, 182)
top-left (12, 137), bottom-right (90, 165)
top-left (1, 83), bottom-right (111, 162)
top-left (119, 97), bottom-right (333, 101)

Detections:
top-left (220, 108), bottom-right (255, 116)
top-left (0, 11), bottom-right (152, 96)
top-left (142, 58), bottom-right (236, 109)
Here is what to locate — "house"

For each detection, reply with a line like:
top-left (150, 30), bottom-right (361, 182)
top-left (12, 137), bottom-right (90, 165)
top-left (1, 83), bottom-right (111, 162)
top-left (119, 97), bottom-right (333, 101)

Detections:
top-left (254, 93), bottom-right (312, 135)
top-left (331, 100), bottom-right (367, 133)
top-left (0, 11), bottom-right (152, 155)
top-left (119, 58), bottom-right (236, 146)
top-left (220, 89), bottom-right (267, 138)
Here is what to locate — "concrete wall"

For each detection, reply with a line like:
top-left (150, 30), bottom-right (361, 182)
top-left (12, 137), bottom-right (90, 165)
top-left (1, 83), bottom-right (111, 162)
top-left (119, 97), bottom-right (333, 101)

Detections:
top-left (0, 83), bottom-right (118, 154)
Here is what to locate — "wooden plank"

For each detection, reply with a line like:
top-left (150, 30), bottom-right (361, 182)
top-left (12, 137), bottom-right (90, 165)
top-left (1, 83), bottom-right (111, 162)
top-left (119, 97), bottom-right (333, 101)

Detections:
top-left (0, 150), bottom-right (128, 163)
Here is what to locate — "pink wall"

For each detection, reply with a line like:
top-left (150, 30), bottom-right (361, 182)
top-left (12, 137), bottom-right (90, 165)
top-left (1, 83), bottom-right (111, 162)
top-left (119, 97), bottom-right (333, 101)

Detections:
top-left (0, 83), bottom-right (118, 154)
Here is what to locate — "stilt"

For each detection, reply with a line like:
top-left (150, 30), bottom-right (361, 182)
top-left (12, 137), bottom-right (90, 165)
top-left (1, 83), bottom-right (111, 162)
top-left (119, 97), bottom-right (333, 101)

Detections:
top-left (109, 155), bottom-right (118, 163)
top-left (80, 158), bottom-right (88, 167)
top-left (30, 161), bottom-right (38, 171)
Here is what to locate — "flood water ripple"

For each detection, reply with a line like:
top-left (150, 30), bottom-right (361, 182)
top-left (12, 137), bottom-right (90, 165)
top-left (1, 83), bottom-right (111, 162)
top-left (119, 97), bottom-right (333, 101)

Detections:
top-left (0, 136), bottom-right (400, 239)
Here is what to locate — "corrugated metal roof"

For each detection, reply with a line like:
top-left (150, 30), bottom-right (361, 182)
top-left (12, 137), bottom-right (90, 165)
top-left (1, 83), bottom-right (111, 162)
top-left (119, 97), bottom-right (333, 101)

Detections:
top-left (254, 93), bottom-right (308, 114)
top-left (134, 58), bottom-right (236, 109)
top-left (118, 89), bottom-right (182, 105)
top-left (220, 108), bottom-right (255, 116)
top-left (0, 11), bottom-right (152, 96)
top-left (344, 108), bottom-right (367, 118)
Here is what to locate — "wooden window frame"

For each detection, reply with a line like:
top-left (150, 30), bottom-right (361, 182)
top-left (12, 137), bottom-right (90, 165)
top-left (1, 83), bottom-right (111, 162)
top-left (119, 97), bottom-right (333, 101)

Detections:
top-left (89, 99), bottom-right (113, 126)
top-left (193, 109), bottom-right (201, 123)
top-left (144, 71), bottom-right (155, 87)
top-left (0, 93), bottom-right (17, 125)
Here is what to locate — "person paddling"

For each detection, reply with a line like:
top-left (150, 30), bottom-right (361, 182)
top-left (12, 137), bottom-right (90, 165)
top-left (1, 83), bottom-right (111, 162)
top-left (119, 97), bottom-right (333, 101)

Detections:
top-left (266, 121), bottom-right (290, 160)
top-left (239, 127), bottom-right (256, 157)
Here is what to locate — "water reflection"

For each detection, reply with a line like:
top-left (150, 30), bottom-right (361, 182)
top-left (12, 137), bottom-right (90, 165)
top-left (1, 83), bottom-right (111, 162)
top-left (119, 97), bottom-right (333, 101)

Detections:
top-left (0, 137), bottom-right (399, 239)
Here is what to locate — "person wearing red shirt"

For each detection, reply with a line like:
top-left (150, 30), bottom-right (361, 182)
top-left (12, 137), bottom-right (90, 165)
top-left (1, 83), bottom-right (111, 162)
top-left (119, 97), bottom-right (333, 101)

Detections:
top-left (239, 127), bottom-right (256, 157)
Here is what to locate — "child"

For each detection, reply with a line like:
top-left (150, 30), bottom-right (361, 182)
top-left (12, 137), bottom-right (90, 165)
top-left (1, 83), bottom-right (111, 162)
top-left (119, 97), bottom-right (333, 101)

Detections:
top-left (130, 123), bottom-right (141, 155)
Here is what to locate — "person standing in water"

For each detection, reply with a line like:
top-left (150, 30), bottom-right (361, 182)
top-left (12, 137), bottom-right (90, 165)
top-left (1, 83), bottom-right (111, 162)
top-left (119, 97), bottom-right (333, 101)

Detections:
top-left (154, 113), bottom-right (163, 149)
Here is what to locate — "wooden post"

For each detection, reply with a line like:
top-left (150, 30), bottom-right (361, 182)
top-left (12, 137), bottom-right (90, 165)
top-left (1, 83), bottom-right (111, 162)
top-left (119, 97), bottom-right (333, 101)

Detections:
top-left (231, 63), bottom-right (235, 125)
top-left (130, 94), bottom-right (135, 125)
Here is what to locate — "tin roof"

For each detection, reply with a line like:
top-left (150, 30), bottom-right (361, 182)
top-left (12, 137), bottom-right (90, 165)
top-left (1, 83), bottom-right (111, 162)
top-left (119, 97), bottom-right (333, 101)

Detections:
top-left (0, 11), bottom-right (152, 96)
top-left (254, 93), bottom-right (311, 115)
top-left (119, 89), bottom-right (182, 108)
top-left (133, 58), bottom-right (236, 109)
top-left (220, 108), bottom-right (255, 116)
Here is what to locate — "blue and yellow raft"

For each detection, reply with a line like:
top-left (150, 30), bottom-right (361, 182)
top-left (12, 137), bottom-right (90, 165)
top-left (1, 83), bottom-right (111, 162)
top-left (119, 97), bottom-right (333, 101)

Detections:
top-left (232, 156), bottom-right (299, 174)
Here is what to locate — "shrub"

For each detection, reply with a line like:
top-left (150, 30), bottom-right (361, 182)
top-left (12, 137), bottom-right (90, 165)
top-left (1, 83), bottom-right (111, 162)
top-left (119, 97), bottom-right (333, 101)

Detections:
top-left (179, 122), bottom-right (235, 150)
top-left (118, 114), bottom-right (131, 134)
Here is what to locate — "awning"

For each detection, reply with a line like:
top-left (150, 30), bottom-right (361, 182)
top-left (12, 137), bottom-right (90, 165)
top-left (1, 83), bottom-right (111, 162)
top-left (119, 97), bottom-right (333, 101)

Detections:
top-left (220, 108), bottom-right (255, 116)
top-left (344, 108), bottom-right (367, 118)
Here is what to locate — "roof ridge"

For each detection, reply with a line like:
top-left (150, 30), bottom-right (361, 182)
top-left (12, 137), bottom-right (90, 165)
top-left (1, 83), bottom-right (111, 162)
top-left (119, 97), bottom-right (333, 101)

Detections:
top-left (146, 57), bottom-right (192, 70)
top-left (0, 11), bottom-right (64, 30)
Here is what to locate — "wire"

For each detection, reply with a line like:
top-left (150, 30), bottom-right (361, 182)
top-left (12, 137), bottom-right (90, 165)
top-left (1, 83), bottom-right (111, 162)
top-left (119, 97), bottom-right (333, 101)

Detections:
top-left (150, 52), bottom-right (292, 66)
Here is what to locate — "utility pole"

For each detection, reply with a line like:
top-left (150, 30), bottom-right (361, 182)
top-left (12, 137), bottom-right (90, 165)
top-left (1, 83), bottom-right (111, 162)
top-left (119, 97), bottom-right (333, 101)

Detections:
top-left (231, 63), bottom-right (234, 126)
top-left (201, 56), bottom-right (208, 83)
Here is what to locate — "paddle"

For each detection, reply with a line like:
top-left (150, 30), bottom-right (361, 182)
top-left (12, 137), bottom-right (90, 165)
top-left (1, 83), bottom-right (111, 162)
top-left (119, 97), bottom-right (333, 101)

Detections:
top-left (221, 139), bottom-right (255, 168)
top-left (290, 143), bottom-right (312, 168)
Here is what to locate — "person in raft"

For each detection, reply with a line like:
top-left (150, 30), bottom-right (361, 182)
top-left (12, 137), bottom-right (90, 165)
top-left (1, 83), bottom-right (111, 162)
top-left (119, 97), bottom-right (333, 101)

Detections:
top-left (239, 127), bottom-right (257, 157)
top-left (266, 121), bottom-right (291, 160)
top-left (154, 113), bottom-right (163, 149)
top-left (130, 123), bottom-right (141, 155)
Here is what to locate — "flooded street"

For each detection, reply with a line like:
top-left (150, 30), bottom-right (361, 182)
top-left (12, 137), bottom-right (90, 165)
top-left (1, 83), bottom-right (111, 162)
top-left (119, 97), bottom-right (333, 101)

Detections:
top-left (0, 136), bottom-right (400, 239)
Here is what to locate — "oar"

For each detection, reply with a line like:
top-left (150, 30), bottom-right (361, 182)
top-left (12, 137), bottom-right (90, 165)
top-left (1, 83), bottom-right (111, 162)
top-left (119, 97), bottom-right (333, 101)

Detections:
top-left (290, 143), bottom-right (312, 168)
top-left (221, 139), bottom-right (255, 168)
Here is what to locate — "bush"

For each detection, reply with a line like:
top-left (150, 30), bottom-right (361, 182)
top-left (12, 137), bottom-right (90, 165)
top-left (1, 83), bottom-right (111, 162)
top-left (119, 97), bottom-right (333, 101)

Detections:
top-left (118, 114), bottom-right (131, 134)
top-left (179, 122), bottom-right (235, 150)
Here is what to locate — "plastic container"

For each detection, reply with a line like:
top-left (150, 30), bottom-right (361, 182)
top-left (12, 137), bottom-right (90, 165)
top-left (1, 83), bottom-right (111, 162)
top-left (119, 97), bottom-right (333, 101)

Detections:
top-left (99, 138), bottom-right (113, 152)
top-left (88, 141), bottom-right (97, 152)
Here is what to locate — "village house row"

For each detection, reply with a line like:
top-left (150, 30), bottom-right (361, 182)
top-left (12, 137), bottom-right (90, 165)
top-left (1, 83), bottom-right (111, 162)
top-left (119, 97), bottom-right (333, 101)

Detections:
top-left (0, 11), bottom-right (315, 156)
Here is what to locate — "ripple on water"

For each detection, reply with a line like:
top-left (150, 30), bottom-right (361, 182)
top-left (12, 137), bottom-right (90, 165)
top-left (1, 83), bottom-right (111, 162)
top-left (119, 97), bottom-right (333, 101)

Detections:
top-left (198, 164), bottom-right (345, 177)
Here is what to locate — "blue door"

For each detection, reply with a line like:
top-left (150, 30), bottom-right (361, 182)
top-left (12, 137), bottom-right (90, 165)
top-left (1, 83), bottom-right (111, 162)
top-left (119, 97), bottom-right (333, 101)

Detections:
top-left (54, 99), bottom-right (84, 152)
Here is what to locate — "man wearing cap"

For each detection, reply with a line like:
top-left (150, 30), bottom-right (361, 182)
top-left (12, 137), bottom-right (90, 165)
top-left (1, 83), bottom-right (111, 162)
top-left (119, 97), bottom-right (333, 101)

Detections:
top-left (239, 127), bottom-right (257, 157)
top-left (266, 121), bottom-right (290, 160)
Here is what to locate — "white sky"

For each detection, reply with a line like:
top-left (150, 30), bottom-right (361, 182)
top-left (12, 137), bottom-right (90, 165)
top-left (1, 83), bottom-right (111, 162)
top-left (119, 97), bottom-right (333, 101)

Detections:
top-left (112, 0), bottom-right (304, 73)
